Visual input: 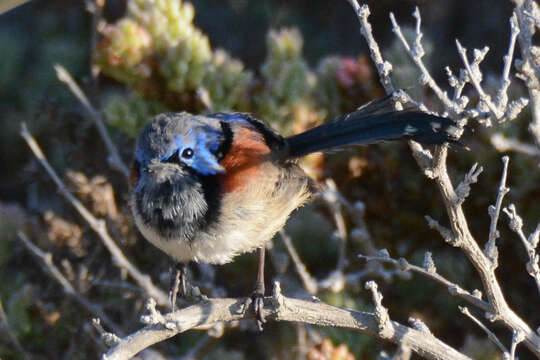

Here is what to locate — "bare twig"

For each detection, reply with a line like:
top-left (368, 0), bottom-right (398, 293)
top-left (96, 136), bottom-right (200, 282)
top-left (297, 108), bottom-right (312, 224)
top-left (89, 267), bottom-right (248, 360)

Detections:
top-left (503, 204), bottom-right (540, 293)
top-left (54, 64), bottom-right (129, 178)
top-left (346, 1), bottom-right (395, 94)
top-left (359, 252), bottom-right (490, 311)
top-left (455, 40), bottom-right (502, 120)
top-left (279, 230), bottom-right (318, 295)
top-left (491, 133), bottom-right (540, 157)
top-left (484, 156), bottom-right (510, 267)
top-left (20, 124), bottom-right (169, 306)
top-left (322, 179), bottom-right (349, 271)
top-left (389, 8), bottom-right (461, 114)
top-left (510, 330), bottom-right (526, 360)
top-left (496, 13), bottom-right (520, 112)
top-left (16, 231), bottom-right (122, 334)
top-left (512, 0), bottom-right (540, 147)
top-left (103, 283), bottom-right (472, 360)
top-left (426, 145), bottom-right (540, 356)
top-left (459, 306), bottom-right (509, 356)
top-left (365, 280), bottom-right (391, 338)
top-left (92, 318), bottom-right (121, 347)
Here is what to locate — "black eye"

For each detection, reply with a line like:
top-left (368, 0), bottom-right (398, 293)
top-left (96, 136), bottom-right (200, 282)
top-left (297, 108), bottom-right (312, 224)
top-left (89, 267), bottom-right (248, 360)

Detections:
top-left (181, 148), bottom-right (194, 159)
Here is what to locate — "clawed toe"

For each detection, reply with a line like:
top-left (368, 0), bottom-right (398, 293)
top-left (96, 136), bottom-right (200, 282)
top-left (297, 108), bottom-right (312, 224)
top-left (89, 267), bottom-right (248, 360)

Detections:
top-left (169, 263), bottom-right (188, 311)
top-left (244, 291), bottom-right (266, 331)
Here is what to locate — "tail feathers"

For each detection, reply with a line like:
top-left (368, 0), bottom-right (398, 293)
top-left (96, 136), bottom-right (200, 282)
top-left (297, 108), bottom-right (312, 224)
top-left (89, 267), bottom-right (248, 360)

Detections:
top-left (285, 97), bottom-right (461, 158)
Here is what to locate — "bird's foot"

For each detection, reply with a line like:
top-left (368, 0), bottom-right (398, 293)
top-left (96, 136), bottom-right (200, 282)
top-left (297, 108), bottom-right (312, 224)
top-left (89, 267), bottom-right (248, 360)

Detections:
top-left (244, 283), bottom-right (266, 331)
top-left (169, 263), bottom-right (187, 311)
top-left (170, 263), bottom-right (208, 311)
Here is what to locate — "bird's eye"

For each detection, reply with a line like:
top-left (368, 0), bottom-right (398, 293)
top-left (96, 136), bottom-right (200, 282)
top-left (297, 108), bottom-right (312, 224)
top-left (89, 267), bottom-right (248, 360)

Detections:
top-left (181, 148), bottom-right (194, 159)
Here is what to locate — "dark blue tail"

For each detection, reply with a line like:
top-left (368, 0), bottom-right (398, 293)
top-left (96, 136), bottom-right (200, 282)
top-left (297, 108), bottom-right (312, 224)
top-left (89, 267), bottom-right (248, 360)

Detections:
top-left (285, 96), bottom-right (461, 158)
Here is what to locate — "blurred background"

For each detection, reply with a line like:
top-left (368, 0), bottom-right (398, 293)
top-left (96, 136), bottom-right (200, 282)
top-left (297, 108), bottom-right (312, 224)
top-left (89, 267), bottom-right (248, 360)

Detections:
top-left (1, 0), bottom-right (539, 359)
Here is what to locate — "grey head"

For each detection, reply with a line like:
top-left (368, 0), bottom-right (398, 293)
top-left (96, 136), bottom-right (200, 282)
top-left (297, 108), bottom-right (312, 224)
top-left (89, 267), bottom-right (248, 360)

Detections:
top-left (131, 112), bottom-right (229, 241)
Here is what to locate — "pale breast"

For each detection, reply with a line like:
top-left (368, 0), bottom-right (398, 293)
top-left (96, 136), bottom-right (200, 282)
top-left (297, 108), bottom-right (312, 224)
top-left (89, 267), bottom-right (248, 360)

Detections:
top-left (188, 162), bottom-right (314, 264)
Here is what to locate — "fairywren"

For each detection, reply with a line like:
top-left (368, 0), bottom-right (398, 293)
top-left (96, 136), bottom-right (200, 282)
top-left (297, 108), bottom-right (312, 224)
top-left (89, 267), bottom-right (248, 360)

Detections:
top-left (129, 96), bottom-right (460, 324)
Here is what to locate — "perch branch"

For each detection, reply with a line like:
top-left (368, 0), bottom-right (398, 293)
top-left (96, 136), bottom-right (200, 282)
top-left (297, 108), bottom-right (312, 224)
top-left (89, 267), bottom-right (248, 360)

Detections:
top-left (103, 283), bottom-right (471, 360)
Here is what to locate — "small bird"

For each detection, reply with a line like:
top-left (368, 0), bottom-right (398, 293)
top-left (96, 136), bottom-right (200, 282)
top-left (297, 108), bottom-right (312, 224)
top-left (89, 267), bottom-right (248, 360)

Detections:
top-left (129, 96), bottom-right (460, 325)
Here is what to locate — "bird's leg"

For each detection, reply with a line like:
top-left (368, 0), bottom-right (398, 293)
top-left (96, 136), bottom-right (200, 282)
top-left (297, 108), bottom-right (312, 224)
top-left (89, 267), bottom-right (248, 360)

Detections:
top-left (246, 247), bottom-right (266, 330)
top-left (169, 262), bottom-right (187, 311)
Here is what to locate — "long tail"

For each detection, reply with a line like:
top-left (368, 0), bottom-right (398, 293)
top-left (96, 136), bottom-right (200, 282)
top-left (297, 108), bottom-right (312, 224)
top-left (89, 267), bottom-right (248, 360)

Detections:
top-left (285, 96), bottom-right (461, 158)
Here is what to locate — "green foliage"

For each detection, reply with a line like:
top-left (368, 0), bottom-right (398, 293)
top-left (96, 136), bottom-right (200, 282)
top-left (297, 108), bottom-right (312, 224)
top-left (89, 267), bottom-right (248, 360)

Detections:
top-left (95, 0), bottom-right (253, 117)
top-left (255, 28), bottom-right (324, 134)
top-left (103, 94), bottom-right (165, 136)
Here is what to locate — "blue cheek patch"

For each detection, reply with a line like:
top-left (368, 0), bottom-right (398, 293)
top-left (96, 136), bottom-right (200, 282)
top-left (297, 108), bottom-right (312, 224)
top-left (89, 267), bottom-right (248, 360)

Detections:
top-left (159, 128), bottom-right (225, 176)
top-left (191, 131), bottom-right (225, 175)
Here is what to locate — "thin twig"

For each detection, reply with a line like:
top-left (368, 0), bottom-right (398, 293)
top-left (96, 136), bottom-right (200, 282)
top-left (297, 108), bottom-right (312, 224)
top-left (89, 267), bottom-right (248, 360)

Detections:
top-left (510, 330), bottom-right (526, 360)
top-left (455, 40), bottom-right (502, 120)
top-left (347, 1), bottom-right (395, 94)
top-left (16, 231), bottom-right (122, 334)
top-left (279, 230), bottom-right (318, 294)
top-left (496, 13), bottom-right (520, 111)
top-left (491, 133), bottom-right (540, 157)
top-left (20, 124), bottom-right (169, 307)
top-left (359, 253), bottom-right (490, 311)
top-left (459, 306), bottom-right (509, 356)
top-left (389, 9), bottom-right (460, 114)
top-left (512, 1), bottom-right (540, 147)
top-left (503, 204), bottom-right (540, 293)
top-left (323, 179), bottom-right (348, 271)
top-left (484, 156), bottom-right (510, 267)
top-left (54, 64), bottom-right (129, 178)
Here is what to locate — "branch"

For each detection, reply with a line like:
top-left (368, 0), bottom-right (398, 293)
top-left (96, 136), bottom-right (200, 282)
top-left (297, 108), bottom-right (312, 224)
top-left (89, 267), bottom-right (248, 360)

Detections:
top-left (491, 133), bottom-right (540, 158)
top-left (484, 156), bottom-right (510, 267)
top-left (347, 0), bottom-right (395, 94)
top-left (512, 0), bottom-right (540, 147)
top-left (54, 64), bottom-right (130, 179)
top-left (455, 40), bottom-right (502, 120)
top-left (389, 8), bottom-right (462, 115)
top-left (426, 145), bottom-right (540, 356)
top-left (503, 204), bottom-right (540, 293)
top-left (359, 251), bottom-right (490, 311)
top-left (459, 306), bottom-right (509, 356)
top-left (20, 124), bottom-right (169, 307)
top-left (103, 283), bottom-right (472, 360)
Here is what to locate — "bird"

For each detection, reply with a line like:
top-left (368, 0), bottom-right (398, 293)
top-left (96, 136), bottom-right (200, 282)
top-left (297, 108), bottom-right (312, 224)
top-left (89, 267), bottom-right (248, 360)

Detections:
top-left (129, 95), bottom-right (461, 326)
